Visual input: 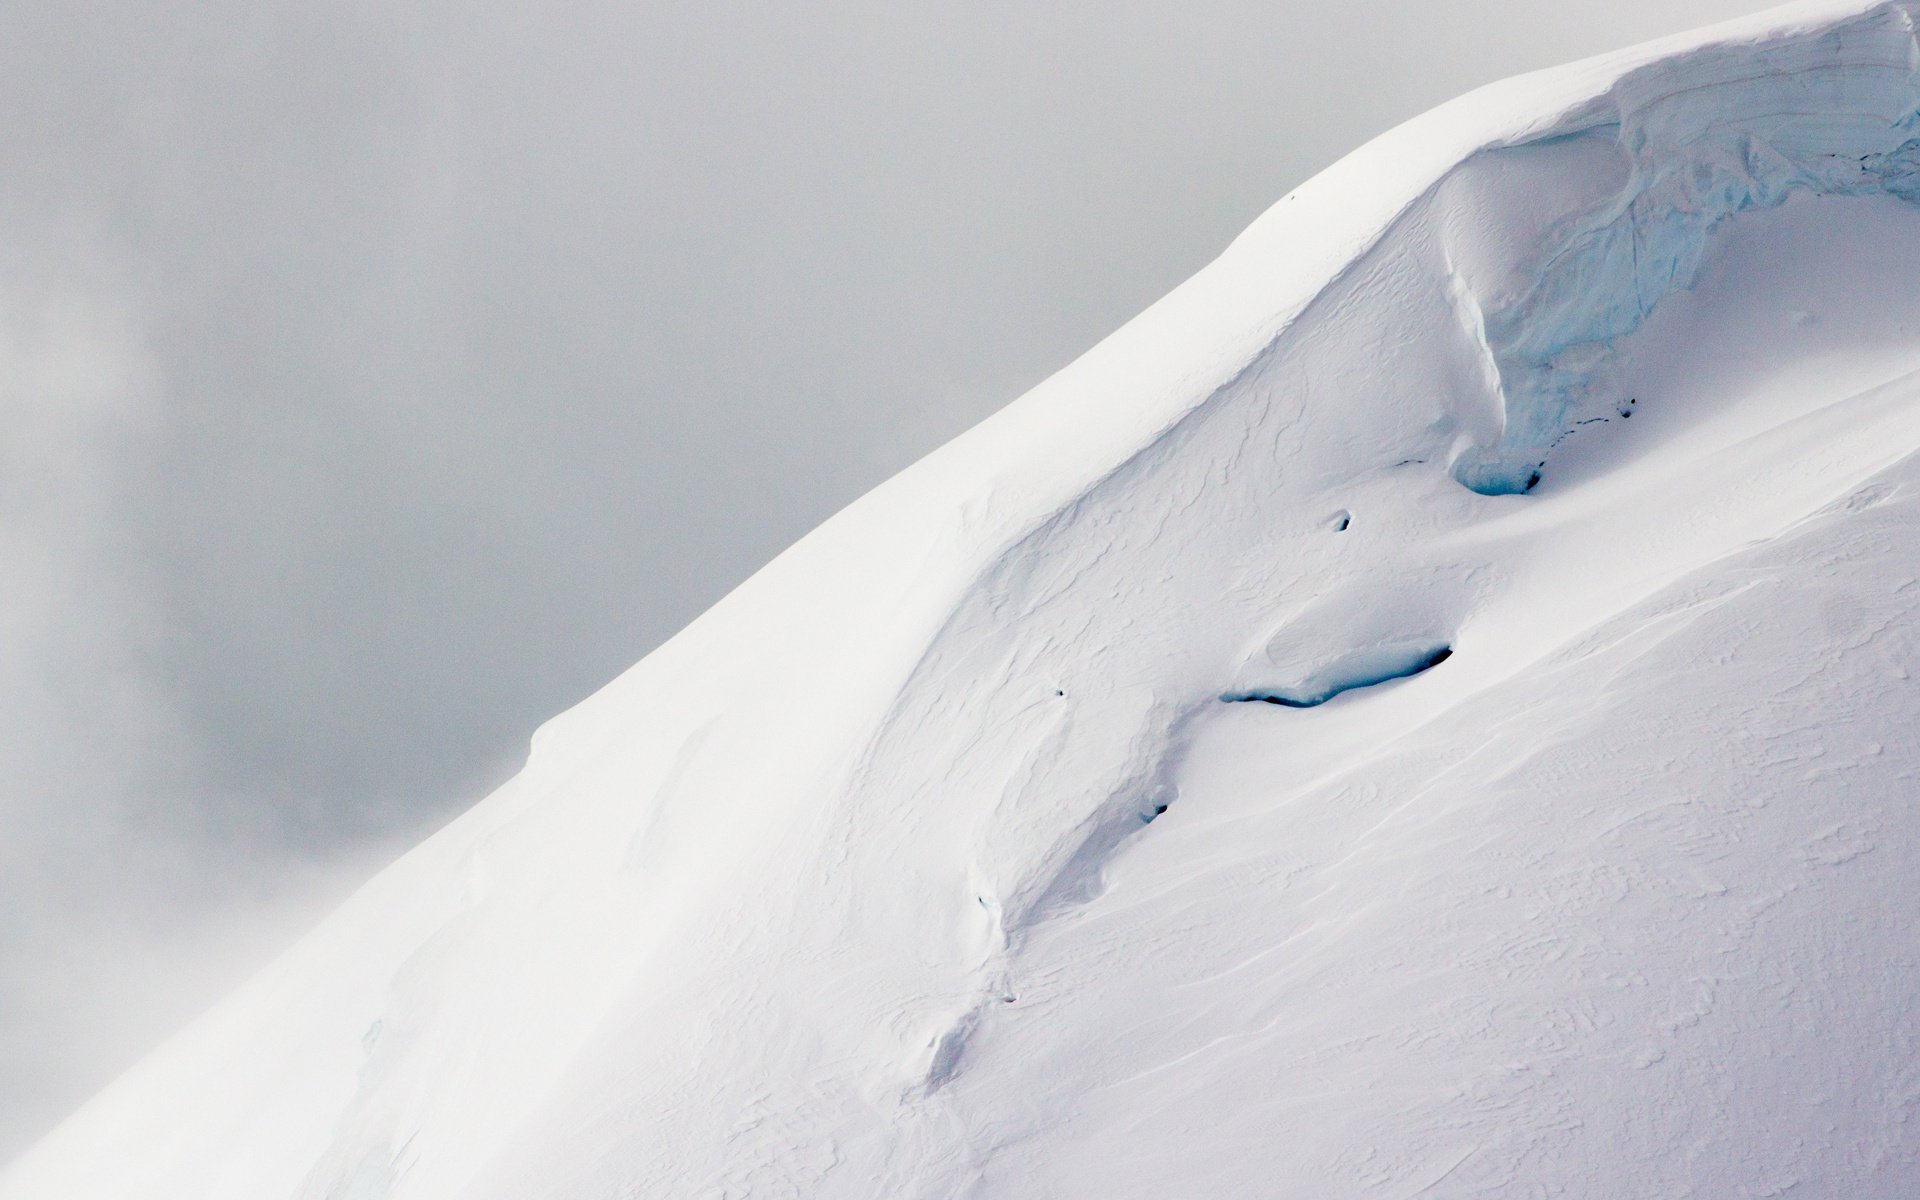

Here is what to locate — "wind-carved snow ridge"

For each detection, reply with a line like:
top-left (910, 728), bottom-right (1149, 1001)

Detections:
top-left (1451, 4), bottom-right (1920, 492)
top-left (817, 3), bottom-right (1920, 1109)
top-left (21, 5), bottom-right (1920, 1199)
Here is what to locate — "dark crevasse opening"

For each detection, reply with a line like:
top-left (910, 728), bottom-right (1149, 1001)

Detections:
top-left (1223, 643), bottom-right (1452, 708)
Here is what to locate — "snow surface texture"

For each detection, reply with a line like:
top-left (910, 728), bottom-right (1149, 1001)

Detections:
top-left (11, 3), bottom-right (1920, 1197)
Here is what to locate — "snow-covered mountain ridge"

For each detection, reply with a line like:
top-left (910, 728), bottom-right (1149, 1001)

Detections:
top-left (10, 2), bottom-right (1920, 1196)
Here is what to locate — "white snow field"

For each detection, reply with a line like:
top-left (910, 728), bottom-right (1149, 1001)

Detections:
top-left (14, 2), bottom-right (1920, 1196)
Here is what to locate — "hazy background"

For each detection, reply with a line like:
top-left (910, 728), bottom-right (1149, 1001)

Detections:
top-left (1, 0), bottom-right (1769, 1159)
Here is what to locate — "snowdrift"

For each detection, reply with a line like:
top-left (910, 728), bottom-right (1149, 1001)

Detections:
top-left (12, 2), bottom-right (1920, 1196)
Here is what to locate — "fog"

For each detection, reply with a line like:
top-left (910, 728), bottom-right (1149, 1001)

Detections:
top-left (0, 0), bottom-right (1768, 1158)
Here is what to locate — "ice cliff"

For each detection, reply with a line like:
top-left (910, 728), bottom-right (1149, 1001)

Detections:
top-left (1452, 5), bottom-right (1920, 490)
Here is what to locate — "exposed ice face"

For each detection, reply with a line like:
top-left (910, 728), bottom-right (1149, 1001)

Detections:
top-left (1450, 5), bottom-right (1920, 492)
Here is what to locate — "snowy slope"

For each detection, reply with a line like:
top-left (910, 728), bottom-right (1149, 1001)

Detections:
top-left (11, 2), bottom-right (1920, 1196)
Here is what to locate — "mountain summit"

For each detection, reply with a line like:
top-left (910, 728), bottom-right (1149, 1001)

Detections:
top-left (11, 2), bottom-right (1920, 1196)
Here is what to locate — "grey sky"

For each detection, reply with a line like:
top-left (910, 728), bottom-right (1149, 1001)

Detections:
top-left (1, 0), bottom-right (1769, 1159)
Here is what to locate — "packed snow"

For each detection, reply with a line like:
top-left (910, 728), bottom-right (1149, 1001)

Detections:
top-left (10, 2), bottom-right (1920, 1197)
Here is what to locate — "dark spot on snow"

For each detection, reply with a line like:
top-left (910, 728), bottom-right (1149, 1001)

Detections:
top-left (1224, 645), bottom-right (1453, 708)
top-left (1472, 397), bottom-right (1641, 494)
top-left (1549, 421), bottom-right (1609, 450)
top-left (1140, 802), bottom-right (1170, 825)
top-left (1331, 509), bottom-right (1352, 532)
top-left (1055, 689), bottom-right (1065, 697)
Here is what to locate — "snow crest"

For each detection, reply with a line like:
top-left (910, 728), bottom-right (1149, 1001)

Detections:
top-left (12, 4), bottom-right (1920, 1199)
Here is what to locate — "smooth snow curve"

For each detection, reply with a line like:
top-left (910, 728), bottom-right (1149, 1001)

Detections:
top-left (10, 3), bottom-right (1920, 1197)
